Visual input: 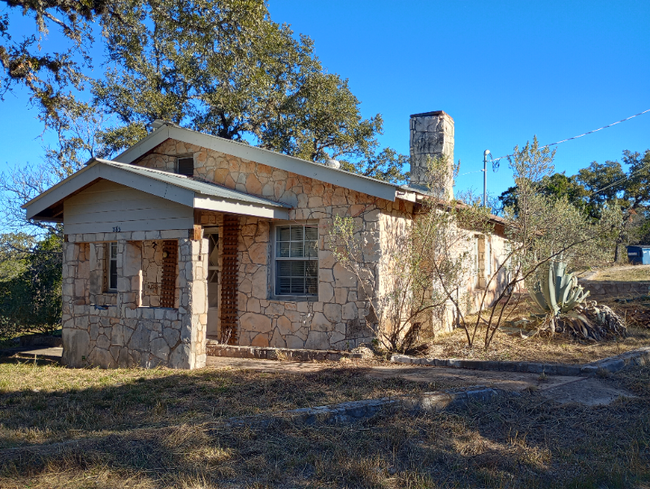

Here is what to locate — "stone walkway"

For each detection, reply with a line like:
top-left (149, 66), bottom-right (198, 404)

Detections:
top-left (2, 346), bottom-right (635, 406)
top-left (206, 357), bottom-right (634, 406)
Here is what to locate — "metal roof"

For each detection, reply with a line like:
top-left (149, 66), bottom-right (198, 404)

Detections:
top-left (98, 159), bottom-right (291, 209)
top-left (113, 122), bottom-right (401, 202)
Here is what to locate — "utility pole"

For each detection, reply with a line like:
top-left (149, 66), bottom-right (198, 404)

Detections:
top-left (483, 149), bottom-right (490, 207)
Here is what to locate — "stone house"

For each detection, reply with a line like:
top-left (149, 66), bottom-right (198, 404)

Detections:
top-left (24, 111), bottom-right (510, 369)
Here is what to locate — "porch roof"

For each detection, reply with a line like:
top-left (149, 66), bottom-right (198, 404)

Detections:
top-left (23, 158), bottom-right (292, 223)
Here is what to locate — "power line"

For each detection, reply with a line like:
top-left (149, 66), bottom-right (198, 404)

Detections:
top-left (459, 169), bottom-right (484, 177)
top-left (491, 108), bottom-right (650, 167)
top-left (591, 159), bottom-right (650, 196)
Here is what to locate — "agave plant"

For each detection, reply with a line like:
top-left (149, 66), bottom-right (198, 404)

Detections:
top-left (528, 263), bottom-right (627, 340)
top-left (529, 262), bottom-right (590, 316)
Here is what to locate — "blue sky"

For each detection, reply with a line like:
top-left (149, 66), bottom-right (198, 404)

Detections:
top-left (1, 0), bottom-right (649, 201)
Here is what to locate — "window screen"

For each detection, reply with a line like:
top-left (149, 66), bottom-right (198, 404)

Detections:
top-left (275, 225), bottom-right (318, 296)
top-left (108, 242), bottom-right (118, 291)
top-left (177, 157), bottom-right (194, 176)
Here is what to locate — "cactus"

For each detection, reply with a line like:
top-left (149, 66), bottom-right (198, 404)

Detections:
top-left (529, 262), bottom-right (590, 316)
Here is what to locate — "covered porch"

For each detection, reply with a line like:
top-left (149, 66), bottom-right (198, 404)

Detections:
top-left (23, 158), bottom-right (290, 369)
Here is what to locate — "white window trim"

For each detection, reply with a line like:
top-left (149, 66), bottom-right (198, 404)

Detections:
top-left (271, 221), bottom-right (319, 301)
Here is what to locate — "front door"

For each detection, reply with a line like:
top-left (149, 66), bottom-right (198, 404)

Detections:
top-left (206, 230), bottom-right (220, 337)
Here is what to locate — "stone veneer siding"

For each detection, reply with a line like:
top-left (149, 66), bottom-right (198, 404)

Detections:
top-left (197, 210), bottom-right (384, 350)
top-left (61, 229), bottom-right (208, 369)
top-left (137, 138), bottom-right (415, 350)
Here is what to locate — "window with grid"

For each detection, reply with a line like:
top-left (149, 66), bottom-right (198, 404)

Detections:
top-left (275, 224), bottom-right (318, 297)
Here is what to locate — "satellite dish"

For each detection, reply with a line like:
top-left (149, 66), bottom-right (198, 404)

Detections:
top-left (326, 158), bottom-right (341, 169)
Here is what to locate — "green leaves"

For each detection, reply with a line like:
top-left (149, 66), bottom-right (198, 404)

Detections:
top-left (4, 0), bottom-right (407, 183)
top-left (0, 0), bottom-right (111, 124)
top-left (0, 231), bottom-right (62, 339)
top-left (92, 0), bottom-right (406, 180)
top-left (529, 261), bottom-right (589, 316)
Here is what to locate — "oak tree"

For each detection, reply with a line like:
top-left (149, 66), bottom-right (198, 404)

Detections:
top-left (92, 0), bottom-right (406, 180)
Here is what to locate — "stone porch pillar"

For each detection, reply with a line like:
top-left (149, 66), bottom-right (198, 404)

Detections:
top-left (174, 237), bottom-right (208, 368)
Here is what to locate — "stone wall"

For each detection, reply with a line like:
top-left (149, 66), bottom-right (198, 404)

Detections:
top-left (197, 209), bottom-right (381, 350)
top-left (376, 209), bottom-right (513, 337)
top-left (580, 280), bottom-right (650, 299)
top-left (61, 230), bottom-right (207, 369)
top-left (452, 231), bottom-right (512, 329)
top-left (132, 137), bottom-right (511, 350)
top-left (139, 140), bottom-right (416, 351)
top-left (138, 240), bottom-right (181, 308)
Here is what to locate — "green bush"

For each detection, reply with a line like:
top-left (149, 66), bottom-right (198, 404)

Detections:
top-left (0, 231), bottom-right (62, 339)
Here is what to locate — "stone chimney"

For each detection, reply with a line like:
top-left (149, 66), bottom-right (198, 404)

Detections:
top-left (409, 111), bottom-right (454, 198)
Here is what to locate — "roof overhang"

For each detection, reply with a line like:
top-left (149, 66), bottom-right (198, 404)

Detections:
top-left (114, 124), bottom-right (400, 202)
top-left (23, 159), bottom-right (291, 222)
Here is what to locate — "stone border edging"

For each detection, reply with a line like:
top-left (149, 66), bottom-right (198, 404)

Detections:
top-left (206, 342), bottom-right (365, 362)
top-left (218, 386), bottom-right (502, 428)
top-left (579, 279), bottom-right (650, 298)
top-left (391, 346), bottom-right (650, 376)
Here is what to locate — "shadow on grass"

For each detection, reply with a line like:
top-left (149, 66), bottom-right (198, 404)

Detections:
top-left (0, 363), bottom-right (428, 447)
top-left (1, 364), bottom-right (649, 488)
top-left (0, 356), bottom-right (59, 366)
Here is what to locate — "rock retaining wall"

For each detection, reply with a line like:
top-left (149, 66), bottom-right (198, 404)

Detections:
top-left (580, 280), bottom-right (650, 299)
top-left (206, 342), bottom-right (365, 362)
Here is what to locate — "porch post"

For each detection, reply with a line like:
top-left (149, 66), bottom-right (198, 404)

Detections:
top-left (174, 236), bottom-right (208, 368)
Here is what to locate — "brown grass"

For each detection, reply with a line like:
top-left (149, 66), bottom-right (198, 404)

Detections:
top-left (589, 265), bottom-right (650, 282)
top-left (420, 296), bottom-right (650, 364)
top-left (0, 362), bottom-right (435, 451)
top-left (423, 324), bottom-right (650, 364)
top-left (1, 362), bottom-right (649, 488)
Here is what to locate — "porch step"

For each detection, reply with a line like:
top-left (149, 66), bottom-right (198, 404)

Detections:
top-left (206, 341), bottom-right (365, 363)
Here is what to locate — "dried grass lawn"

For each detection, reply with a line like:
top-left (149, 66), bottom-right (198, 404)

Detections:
top-left (589, 265), bottom-right (650, 282)
top-left (1, 361), bottom-right (649, 488)
top-left (1, 285), bottom-right (650, 487)
top-left (0, 362), bottom-right (431, 450)
top-left (422, 296), bottom-right (650, 365)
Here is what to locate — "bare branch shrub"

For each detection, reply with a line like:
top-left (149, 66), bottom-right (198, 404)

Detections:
top-left (330, 139), bottom-right (620, 353)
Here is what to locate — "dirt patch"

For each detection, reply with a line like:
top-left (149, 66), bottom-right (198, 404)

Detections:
top-left (539, 377), bottom-right (636, 406)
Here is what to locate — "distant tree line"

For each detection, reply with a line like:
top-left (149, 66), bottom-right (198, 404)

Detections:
top-left (498, 148), bottom-right (650, 261)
